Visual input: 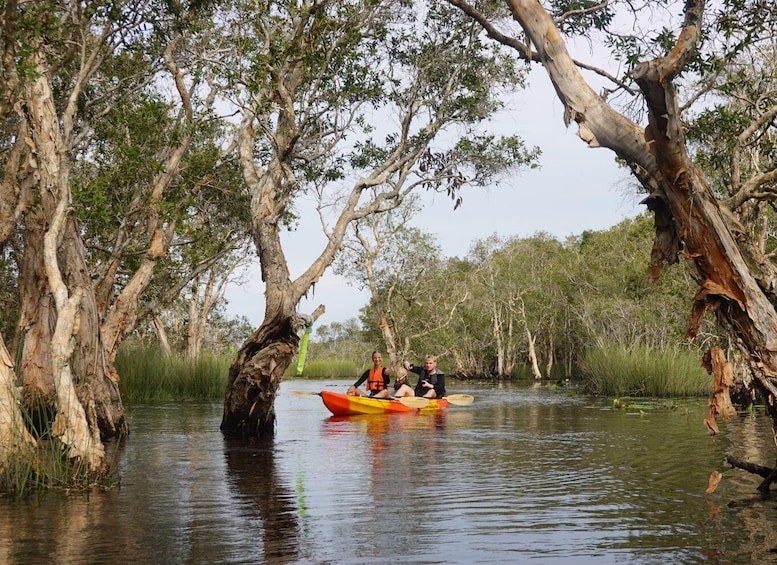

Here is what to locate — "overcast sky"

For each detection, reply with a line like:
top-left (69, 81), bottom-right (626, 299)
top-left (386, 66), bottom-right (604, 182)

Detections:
top-left (225, 70), bottom-right (645, 328)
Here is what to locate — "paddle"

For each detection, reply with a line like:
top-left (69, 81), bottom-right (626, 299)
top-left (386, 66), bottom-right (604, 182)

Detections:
top-left (445, 394), bottom-right (474, 406)
top-left (397, 397), bottom-right (430, 408)
top-left (288, 390), bottom-right (321, 397)
top-left (397, 394), bottom-right (474, 408)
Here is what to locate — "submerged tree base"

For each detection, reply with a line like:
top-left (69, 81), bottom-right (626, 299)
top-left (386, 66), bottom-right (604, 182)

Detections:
top-left (1, 438), bottom-right (122, 498)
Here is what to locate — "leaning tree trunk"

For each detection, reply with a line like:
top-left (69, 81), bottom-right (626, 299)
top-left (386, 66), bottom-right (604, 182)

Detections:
top-left (491, 0), bottom-right (777, 473)
top-left (220, 301), bottom-right (300, 440)
top-left (220, 197), bottom-right (308, 439)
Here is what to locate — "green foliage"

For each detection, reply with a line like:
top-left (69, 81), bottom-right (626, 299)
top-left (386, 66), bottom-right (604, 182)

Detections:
top-left (580, 344), bottom-right (711, 397)
top-left (345, 214), bottom-right (719, 383)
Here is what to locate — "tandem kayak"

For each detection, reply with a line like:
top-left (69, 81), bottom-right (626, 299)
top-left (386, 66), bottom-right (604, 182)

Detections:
top-left (320, 390), bottom-right (450, 416)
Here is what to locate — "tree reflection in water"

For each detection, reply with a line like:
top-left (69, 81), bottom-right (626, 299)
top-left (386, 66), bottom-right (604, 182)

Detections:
top-left (224, 439), bottom-right (300, 563)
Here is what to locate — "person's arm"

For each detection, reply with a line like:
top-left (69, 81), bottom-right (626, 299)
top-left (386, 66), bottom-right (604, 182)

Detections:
top-left (382, 367), bottom-right (390, 387)
top-left (353, 370), bottom-right (369, 388)
top-left (405, 363), bottom-right (422, 376)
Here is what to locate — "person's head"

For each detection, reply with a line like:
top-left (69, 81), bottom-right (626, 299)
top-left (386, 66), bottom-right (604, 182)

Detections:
top-left (371, 351), bottom-right (383, 366)
top-left (395, 369), bottom-right (409, 386)
top-left (423, 355), bottom-right (437, 372)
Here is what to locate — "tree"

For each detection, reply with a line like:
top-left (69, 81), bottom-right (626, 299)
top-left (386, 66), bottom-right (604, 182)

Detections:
top-left (0, 0), bottom-right (248, 477)
top-left (448, 0), bottom-right (777, 487)
top-left (219, 0), bottom-right (536, 438)
top-left (334, 196), bottom-right (419, 365)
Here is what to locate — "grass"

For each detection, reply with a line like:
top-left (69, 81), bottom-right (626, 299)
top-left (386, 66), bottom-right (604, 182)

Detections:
top-left (116, 345), bottom-right (232, 402)
top-left (116, 345), bottom-right (362, 402)
top-left (0, 399), bottom-right (122, 498)
top-left (580, 344), bottom-right (711, 397)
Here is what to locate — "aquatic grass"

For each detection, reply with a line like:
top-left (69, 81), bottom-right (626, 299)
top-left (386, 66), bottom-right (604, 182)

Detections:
top-left (1, 398), bottom-right (123, 497)
top-left (117, 345), bottom-right (361, 400)
top-left (116, 345), bottom-right (231, 402)
top-left (580, 344), bottom-right (711, 397)
top-left (286, 359), bottom-right (361, 379)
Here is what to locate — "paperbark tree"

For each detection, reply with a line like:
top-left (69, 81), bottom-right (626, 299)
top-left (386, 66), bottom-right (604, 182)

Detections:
top-left (449, 0), bottom-right (777, 485)
top-left (220, 0), bottom-right (536, 438)
top-left (1, 0), bottom-right (246, 477)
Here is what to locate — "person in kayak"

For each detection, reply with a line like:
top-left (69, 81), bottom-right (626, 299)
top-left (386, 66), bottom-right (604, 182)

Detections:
top-left (348, 351), bottom-right (391, 398)
top-left (392, 368), bottom-right (415, 398)
top-left (405, 355), bottom-right (446, 398)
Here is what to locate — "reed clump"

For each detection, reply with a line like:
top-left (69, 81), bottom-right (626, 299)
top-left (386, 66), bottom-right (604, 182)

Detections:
top-left (116, 345), bottom-right (362, 400)
top-left (580, 345), bottom-right (711, 397)
top-left (0, 398), bottom-right (121, 497)
top-left (286, 359), bottom-right (361, 379)
top-left (116, 345), bottom-right (231, 402)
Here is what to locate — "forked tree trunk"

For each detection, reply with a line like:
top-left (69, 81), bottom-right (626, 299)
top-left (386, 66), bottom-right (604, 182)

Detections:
top-left (15, 52), bottom-right (126, 470)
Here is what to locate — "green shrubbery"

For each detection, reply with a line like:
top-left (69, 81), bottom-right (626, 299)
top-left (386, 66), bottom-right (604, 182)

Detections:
top-left (116, 342), bottom-right (713, 400)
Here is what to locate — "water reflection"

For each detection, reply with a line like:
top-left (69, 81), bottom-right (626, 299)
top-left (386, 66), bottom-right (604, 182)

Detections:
top-left (224, 439), bottom-right (300, 563)
top-left (5, 384), bottom-right (777, 563)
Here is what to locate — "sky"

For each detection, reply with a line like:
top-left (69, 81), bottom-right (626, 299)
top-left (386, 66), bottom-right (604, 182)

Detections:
top-left (224, 69), bottom-right (645, 328)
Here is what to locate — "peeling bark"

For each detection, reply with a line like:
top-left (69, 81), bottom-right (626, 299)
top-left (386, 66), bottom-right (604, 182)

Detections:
top-left (448, 0), bottom-right (777, 491)
top-left (0, 334), bottom-right (36, 472)
top-left (14, 49), bottom-right (125, 472)
top-left (702, 347), bottom-right (737, 435)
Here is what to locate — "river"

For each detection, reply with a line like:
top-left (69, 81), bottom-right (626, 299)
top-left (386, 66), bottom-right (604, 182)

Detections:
top-left (1, 380), bottom-right (775, 564)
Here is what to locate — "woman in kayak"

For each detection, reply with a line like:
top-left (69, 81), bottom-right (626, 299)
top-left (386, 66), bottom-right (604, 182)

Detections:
top-left (348, 351), bottom-right (391, 398)
top-left (392, 368), bottom-right (415, 398)
top-left (405, 355), bottom-right (446, 398)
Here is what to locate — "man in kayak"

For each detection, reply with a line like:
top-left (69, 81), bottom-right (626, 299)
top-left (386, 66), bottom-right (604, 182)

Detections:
top-left (348, 351), bottom-right (391, 398)
top-left (405, 355), bottom-right (446, 398)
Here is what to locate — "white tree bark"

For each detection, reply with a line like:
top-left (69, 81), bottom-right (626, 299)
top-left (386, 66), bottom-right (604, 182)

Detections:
top-left (0, 336), bottom-right (36, 471)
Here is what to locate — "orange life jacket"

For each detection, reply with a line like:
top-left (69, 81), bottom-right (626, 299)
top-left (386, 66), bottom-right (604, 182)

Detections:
top-left (367, 367), bottom-right (386, 392)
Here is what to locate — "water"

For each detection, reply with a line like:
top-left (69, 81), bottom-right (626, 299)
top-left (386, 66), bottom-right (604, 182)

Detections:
top-left (1, 380), bottom-right (775, 564)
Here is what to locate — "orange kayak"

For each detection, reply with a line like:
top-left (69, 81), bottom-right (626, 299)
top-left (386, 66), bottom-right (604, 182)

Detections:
top-left (320, 390), bottom-right (450, 416)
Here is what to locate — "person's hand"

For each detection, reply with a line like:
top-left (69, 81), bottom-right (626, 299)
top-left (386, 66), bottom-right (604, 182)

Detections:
top-left (404, 362), bottom-right (411, 370)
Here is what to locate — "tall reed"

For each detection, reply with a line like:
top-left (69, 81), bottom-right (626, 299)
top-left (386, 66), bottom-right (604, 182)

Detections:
top-left (286, 359), bottom-right (361, 379)
top-left (116, 345), bottom-right (231, 402)
top-left (0, 398), bottom-right (122, 497)
top-left (580, 344), bottom-right (711, 397)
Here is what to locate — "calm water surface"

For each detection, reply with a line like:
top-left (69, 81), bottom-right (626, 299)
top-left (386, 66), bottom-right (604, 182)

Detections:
top-left (2, 380), bottom-right (777, 564)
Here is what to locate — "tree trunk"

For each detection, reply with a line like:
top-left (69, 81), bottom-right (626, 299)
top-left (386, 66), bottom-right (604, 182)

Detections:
top-left (525, 325), bottom-right (543, 381)
top-left (0, 334), bottom-right (36, 471)
top-left (16, 51), bottom-right (126, 469)
top-left (480, 0), bottom-right (777, 438)
top-left (220, 307), bottom-right (300, 440)
top-left (154, 316), bottom-right (173, 357)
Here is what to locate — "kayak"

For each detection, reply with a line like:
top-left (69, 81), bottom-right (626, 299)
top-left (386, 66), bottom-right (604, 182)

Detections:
top-left (320, 390), bottom-right (450, 416)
